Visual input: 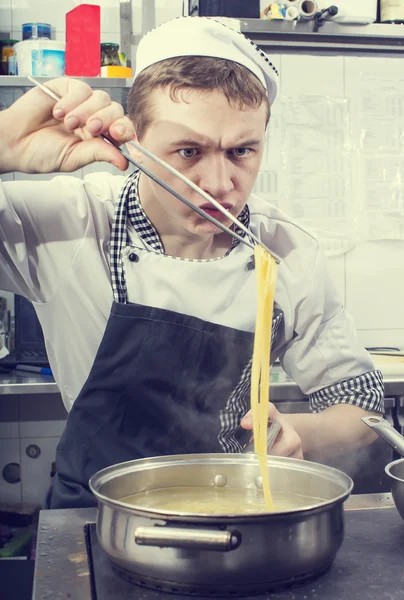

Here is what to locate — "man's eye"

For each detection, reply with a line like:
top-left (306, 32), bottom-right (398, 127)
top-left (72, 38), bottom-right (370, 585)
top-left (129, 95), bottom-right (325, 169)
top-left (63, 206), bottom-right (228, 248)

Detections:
top-left (178, 148), bottom-right (200, 158)
top-left (231, 148), bottom-right (252, 158)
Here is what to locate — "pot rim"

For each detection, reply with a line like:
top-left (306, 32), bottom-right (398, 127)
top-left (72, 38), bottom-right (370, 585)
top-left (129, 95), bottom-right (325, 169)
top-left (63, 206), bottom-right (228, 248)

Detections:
top-left (89, 453), bottom-right (353, 521)
top-left (385, 457), bottom-right (404, 483)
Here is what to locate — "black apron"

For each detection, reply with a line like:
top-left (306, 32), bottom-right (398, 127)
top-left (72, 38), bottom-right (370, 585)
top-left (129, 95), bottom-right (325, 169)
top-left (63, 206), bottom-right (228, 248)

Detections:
top-left (46, 231), bottom-right (283, 509)
top-left (48, 300), bottom-right (261, 508)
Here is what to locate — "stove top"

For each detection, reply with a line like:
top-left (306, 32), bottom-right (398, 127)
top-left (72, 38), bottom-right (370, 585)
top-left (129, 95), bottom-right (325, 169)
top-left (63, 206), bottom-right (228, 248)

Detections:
top-left (85, 508), bottom-right (404, 600)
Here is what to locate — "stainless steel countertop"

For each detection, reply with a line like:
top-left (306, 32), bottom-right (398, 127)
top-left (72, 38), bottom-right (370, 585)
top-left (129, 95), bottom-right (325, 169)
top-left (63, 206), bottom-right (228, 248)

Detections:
top-left (1, 367), bottom-right (404, 398)
top-left (32, 494), bottom-right (397, 600)
top-left (0, 370), bottom-right (59, 395)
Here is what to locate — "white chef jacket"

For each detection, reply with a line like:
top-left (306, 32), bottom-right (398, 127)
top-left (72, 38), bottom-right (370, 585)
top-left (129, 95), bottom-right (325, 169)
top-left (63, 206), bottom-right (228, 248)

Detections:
top-left (0, 172), bottom-right (383, 413)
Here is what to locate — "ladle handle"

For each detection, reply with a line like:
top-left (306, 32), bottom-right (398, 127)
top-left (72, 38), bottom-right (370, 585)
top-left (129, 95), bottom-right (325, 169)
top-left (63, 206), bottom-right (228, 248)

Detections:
top-left (135, 526), bottom-right (241, 552)
top-left (362, 416), bottom-right (404, 457)
top-left (242, 420), bottom-right (282, 454)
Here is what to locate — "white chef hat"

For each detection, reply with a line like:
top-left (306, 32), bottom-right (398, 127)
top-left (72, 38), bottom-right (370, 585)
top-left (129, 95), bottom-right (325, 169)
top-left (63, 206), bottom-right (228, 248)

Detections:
top-left (134, 16), bottom-right (279, 105)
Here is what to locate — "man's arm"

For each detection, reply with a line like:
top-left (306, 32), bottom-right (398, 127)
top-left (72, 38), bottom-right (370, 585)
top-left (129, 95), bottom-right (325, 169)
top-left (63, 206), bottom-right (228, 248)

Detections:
top-left (285, 404), bottom-right (379, 462)
top-left (0, 77), bottom-right (134, 175)
top-left (0, 77), bottom-right (135, 300)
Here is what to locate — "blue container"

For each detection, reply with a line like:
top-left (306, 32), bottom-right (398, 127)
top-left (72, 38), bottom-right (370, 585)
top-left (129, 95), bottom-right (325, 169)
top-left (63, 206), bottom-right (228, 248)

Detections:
top-left (22, 23), bottom-right (51, 41)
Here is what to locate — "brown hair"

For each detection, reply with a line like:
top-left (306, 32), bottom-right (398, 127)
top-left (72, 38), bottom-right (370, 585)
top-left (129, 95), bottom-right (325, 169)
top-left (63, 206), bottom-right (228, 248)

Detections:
top-left (127, 56), bottom-right (270, 140)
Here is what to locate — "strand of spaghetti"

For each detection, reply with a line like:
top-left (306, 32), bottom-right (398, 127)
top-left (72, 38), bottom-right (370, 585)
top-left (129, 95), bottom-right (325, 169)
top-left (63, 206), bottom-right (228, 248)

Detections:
top-left (259, 249), bottom-right (278, 510)
top-left (251, 247), bottom-right (266, 458)
top-left (257, 248), bottom-right (267, 455)
top-left (258, 248), bottom-right (269, 457)
top-left (258, 250), bottom-right (271, 505)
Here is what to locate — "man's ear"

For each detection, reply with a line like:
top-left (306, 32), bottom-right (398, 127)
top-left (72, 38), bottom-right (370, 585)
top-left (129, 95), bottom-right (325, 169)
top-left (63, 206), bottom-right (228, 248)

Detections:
top-left (126, 128), bottom-right (144, 164)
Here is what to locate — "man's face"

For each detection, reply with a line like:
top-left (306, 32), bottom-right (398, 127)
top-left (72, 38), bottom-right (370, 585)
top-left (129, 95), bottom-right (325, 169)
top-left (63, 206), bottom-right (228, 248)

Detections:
top-left (132, 87), bottom-right (267, 238)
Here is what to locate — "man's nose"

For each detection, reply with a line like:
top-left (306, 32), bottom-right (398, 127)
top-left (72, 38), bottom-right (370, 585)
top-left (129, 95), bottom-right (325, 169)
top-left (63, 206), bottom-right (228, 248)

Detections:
top-left (197, 156), bottom-right (234, 200)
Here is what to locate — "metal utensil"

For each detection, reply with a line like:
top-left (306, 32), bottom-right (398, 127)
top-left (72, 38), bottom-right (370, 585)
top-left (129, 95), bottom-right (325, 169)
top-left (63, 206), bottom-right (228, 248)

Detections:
top-left (385, 459), bottom-right (404, 520)
top-left (361, 415), bottom-right (404, 457)
top-left (362, 415), bottom-right (404, 519)
top-left (242, 419), bottom-right (281, 454)
top-left (89, 453), bottom-right (353, 595)
top-left (26, 75), bottom-right (280, 263)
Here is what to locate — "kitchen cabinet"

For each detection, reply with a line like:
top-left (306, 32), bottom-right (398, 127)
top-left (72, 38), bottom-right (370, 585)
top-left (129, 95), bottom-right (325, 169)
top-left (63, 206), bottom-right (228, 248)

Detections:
top-left (0, 386), bottom-right (66, 506)
top-left (0, 438), bottom-right (22, 504)
top-left (19, 436), bottom-right (60, 505)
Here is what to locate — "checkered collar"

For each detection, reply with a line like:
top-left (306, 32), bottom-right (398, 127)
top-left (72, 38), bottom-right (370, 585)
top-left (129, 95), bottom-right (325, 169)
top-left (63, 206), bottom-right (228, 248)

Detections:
top-left (110, 170), bottom-right (252, 303)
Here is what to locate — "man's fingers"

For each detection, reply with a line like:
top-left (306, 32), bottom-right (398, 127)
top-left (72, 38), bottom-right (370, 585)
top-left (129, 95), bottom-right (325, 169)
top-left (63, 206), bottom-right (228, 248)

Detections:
top-left (109, 117), bottom-right (135, 144)
top-left (289, 447), bottom-right (304, 460)
top-left (46, 78), bottom-right (94, 119)
top-left (269, 421), bottom-right (303, 459)
top-left (61, 137), bottom-right (129, 172)
top-left (62, 92), bottom-right (126, 136)
top-left (241, 403), bottom-right (280, 430)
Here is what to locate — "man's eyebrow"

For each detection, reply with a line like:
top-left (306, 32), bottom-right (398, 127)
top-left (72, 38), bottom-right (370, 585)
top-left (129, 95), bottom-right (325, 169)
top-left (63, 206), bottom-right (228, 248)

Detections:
top-left (168, 138), bottom-right (262, 148)
top-left (234, 139), bottom-right (261, 146)
top-left (169, 138), bottom-right (208, 147)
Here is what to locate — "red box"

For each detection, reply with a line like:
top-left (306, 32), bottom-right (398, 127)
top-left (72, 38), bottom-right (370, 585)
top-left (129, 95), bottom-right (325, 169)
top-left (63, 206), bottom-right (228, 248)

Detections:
top-left (65, 4), bottom-right (101, 77)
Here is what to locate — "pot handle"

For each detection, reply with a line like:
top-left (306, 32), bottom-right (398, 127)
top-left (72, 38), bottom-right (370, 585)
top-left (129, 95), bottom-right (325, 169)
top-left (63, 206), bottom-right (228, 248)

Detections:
top-left (362, 416), bottom-right (404, 458)
top-left (135, 526), bottom-right (241, 552)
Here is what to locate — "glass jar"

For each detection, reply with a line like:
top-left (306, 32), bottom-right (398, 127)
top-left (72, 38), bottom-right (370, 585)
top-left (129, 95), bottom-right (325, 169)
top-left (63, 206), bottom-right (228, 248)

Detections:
top-left (100, 43), bottom-right (120, 67)
top-left (380, 0), bottom-right (404, 23)
top-left (0, 40), bottom-right (18, 75)
top-left (22, 23), bottom-right (51, 40)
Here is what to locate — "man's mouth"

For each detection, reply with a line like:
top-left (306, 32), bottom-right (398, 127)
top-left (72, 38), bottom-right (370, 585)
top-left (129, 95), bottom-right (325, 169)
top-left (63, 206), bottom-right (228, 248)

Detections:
top-left (199, 202), bottom-right (233, 220)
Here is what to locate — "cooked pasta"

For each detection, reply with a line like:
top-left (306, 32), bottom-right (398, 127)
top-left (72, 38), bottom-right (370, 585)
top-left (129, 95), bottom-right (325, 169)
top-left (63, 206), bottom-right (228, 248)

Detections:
top-left (250, 245), bottom-right (278, 511)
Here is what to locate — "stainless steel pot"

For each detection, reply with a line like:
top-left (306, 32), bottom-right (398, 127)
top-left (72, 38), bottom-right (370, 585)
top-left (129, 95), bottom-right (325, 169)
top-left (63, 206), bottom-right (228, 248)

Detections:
top-left (89, 453), bottom-right (353, 595)
top-left (362, 415), bottom-right (404, 520)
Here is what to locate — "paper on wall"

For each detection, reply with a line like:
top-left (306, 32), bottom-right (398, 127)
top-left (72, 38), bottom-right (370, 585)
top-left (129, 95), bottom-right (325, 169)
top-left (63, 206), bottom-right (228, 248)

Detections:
top-left (281, 96), bottom-right (354, 254)
top-left (345, 58), bottom-right (404, 241)
top-left (255, 75), bottom-right (404, 250)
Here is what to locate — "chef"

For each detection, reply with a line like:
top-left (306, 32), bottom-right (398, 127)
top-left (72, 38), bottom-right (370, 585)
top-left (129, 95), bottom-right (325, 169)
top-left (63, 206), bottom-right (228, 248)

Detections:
top-left (0, 17), bottom-right (383, 509)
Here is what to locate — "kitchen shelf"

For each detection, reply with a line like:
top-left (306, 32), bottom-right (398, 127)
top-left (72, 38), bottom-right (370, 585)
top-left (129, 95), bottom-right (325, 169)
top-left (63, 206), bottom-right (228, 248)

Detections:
top-left (0, 76), bottom-right (132, 88)
top-left (239, 19), bottom-right (404, 53)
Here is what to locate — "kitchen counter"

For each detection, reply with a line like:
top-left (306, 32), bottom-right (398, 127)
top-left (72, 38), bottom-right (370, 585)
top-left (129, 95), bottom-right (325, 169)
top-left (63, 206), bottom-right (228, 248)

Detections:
top-left (2, 367), bottom-right (404, 399)
top-left (0, 370), bottom-right (58, 395)
top-left (32, 494), bottom-right (401, 600)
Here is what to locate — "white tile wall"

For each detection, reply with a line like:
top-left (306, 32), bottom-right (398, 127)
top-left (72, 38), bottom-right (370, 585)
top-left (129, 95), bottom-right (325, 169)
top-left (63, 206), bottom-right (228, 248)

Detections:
top-left (11, 0), bottom-right (121, 39)
top-left (346, 241), bottom-right (404, 331)
top-left (154, 0), bottom-right (184, 26)
top-left (280, 55), bottom-right (344, 98)
top-left (275, 52), bottom-right (404, 347)
top-left (0, 0), bottom-right (12, 32)
top-left (12, 0), bottom-right (67, 33)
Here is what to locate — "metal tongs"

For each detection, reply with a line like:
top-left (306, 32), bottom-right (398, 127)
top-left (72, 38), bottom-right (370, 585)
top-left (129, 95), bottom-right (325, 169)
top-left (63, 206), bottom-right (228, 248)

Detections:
top-left (27, 75), bottom-right (280, 262)
top-left (242, 420), bottom-right (282, 455)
